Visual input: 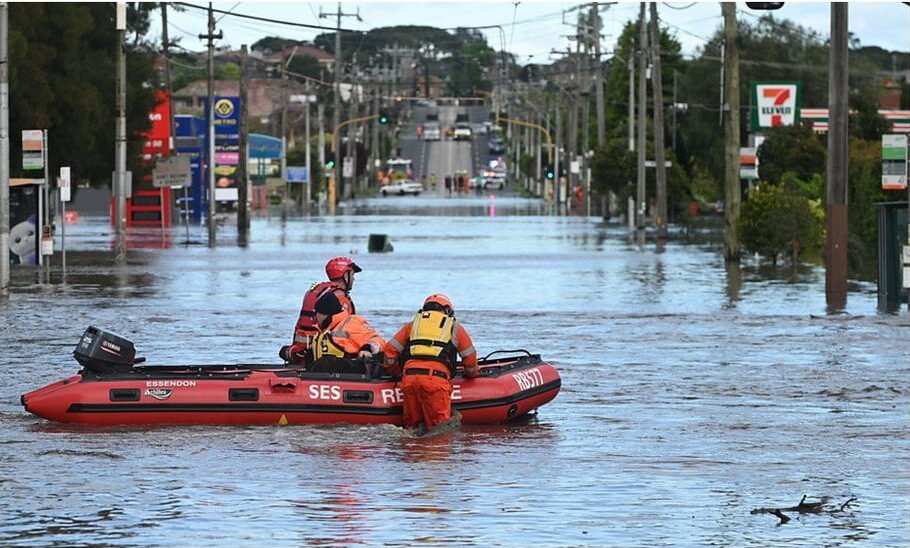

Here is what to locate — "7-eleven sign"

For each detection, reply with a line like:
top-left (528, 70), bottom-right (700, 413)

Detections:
top-left (751, 81), bottom-right (801, 130)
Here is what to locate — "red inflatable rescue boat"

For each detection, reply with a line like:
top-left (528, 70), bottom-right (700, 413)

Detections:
top-left (21, 326), bottom-right (561, 427)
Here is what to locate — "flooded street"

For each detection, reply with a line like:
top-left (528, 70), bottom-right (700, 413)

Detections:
top-left (1, 195), bottom-right (908, 547)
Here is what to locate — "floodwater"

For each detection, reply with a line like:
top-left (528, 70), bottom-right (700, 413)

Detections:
top-left (1, 194), bottom-right (908, 547)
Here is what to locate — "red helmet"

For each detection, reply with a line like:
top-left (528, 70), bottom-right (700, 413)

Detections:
top-left (424, 293), bottom-right (454, 312)
top-left (325, 256), bottom-right (362, 280)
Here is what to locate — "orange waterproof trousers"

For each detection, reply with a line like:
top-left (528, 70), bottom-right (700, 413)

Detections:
top-left (400, 374), bottom-right (452, 430)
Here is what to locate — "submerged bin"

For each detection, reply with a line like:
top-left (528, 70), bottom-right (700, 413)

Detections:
top-left (876, 201), bottom-right (908, 310)
top-left (368, 234), bottom-right (393, 253)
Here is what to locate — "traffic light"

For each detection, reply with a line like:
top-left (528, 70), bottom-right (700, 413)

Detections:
top-left (545, 165), bottom-right (555, 180)
top-left (325, 151), bottom-right (336, 169)
top-left (378, 110), bottom-right (390, 125)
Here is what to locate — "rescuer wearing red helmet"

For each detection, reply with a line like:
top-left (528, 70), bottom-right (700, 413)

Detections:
top-left (279, 256), bottom-right (362, 364)
top-left (383, 293), bottom-right (480, 432)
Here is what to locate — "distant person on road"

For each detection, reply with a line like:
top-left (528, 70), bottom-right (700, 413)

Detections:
top-left (444, 176), bottom-right (452, 195)
top-left (309, 292), bottom-right (386, 375)
top-left (383, 294), bottom-right (480, 433)
top-left (279, 256), bottom-right (362, 364)
top-left (429, 172), bottom-right (437, 191)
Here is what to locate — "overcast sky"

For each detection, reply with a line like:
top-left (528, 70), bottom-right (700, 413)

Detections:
top-left (153, 2), bottom-right (910, 65)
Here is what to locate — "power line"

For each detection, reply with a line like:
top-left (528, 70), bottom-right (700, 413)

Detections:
top-left (175, 2), bottom-right (359, 33)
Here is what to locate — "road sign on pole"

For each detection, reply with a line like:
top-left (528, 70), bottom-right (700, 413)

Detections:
top-left (22, 129), bottom-right (44, 170)
top-left (882, 134), bottom-right (908, 190)
top-left (286, 166), bottom-right (308, 183)
top-left (153, 154), bottom-right (192, 188)
top-left (59, 166), bottom-right (71, 202)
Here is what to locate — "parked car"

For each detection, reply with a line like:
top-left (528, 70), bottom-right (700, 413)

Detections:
top-left (423, 122), bottom-right (442, 141)
top-left (488, 136), bottom-right (505, 154)
top-left (453, 122), bottom-right (473, 141)
top-left (473, 123), bottom-right (489, 136)
top-left (380, 179), bottom-right (422, 196)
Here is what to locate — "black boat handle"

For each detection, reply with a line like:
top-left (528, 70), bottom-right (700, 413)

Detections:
top-left (480, 349), bottom-right (532, 361)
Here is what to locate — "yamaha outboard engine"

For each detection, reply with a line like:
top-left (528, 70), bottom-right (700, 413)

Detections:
top-left (74, 326), bottom-right (140, 374)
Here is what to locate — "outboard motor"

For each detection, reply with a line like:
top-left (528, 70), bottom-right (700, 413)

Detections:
top-left (74, 326), bottom-right (141, 374)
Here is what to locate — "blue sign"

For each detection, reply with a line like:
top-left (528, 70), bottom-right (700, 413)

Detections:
top-left (212, 97), bottom-right (240, 139)
top-left (286, 166), bottom-right (308, 183)
top-left (250, 134), bottom-right (283, 159)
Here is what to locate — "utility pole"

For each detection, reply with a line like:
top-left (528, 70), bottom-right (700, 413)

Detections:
top-left (280, 49), bottom-right (288, 204)
top-left (591, 3), bottom-right (605, 147)
top-left (238, 45), bottom-right (249, 236)
top-left (635, 3), bottom-right (648, 231)
top-left (162, 4), bottom-right (175, 147)
top-left (304, 81), bottom-right (311, 214)
top-left (320, 3), bottom-right (361, 211)
top-left (1, 2), bottom-right (9, 296)
top-left (649, 2), bottom-right (667, 239)
top-left (722, 2), bottom-right (741, 262)
top-left (826, 3), bottom-right (849, 310)
top-left (199, 3), bottom-right (222, 246)
top-left (672, 69), bottom-right (678, 154)
top-left (628, 44), bottom-right (635, 152)
top-left (114, 2), bottom-right (127, 260)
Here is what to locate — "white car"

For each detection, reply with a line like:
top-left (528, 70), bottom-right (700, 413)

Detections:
top-left (452, 123), bottom-right (473, 141)
top-left (380, 179), bottom-right (422, 196)
top-left (422, 122), bottom-right (441, 141)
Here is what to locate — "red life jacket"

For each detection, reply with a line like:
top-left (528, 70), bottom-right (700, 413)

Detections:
top-left (292, 282), bottom-right (355, 346)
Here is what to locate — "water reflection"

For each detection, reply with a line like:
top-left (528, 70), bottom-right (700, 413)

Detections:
top-left (725, 260), bottom-right (743, 308)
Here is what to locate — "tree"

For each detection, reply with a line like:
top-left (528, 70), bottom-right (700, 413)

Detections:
top-left (847, 137), bottom-right (893, 278)
top-left (756, 123), bottom-right (826, 184)
top-left (288, 55), bottom-right (322, 81)
top-left (8, 3), bottom-right (158, 185)
top-left (738, 178), bottom-right (824, 267)
top-left (591, 137), bottom-right (635, 200)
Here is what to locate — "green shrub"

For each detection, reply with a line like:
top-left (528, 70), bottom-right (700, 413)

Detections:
top-left (738, 180), bottom-right (824, 267)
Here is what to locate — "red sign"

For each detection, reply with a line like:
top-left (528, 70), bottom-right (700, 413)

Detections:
top-left (143, 90), bottom-right (172, 157)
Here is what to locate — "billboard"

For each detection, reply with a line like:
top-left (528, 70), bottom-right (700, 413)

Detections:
top-left (751, 81), bottom-right (801, 130)
top-left (211, 97), bottom-right (240, 202)
top-left (8, 182), bottom-right (40, 265)
top-left (143, 90), bottom-right (172, 158)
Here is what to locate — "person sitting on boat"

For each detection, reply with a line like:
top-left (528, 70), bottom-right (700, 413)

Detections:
top-left (383, 294), bottom-right (480, 432)
top-left (280, 256), bottom-right (362, 364)
top-left (309, 291), bottom-right (385, 375)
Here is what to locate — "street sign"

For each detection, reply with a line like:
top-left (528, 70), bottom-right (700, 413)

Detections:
top-left (882, 134), bottom-right (908, 190)
top-left (59, 166), bottom-right (71, 202)
top-left (22, 129), bottom-right (44, 170)
top-left (343, 157), bottom-right (354, 178)
top-left (286, 166), bottom-right (308, 183)
top-left (644, 160), bottom-right (673, 168)
top-left (740, 147), bottom-right (759, 180)
top-left (152, 154), bottom-right (192, 188)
